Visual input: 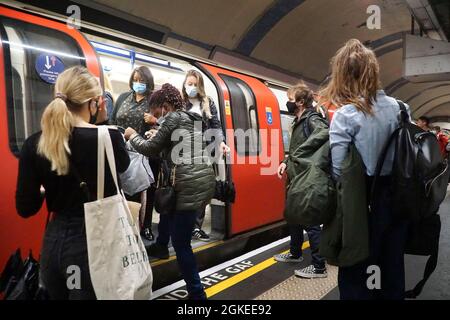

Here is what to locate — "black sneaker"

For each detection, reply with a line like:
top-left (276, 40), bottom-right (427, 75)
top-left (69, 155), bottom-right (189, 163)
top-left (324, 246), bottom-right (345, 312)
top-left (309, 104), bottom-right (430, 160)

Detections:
top-left (140, 228), bottom-right (154, 242)
top-left (192, 229), bottom-right (210, 242)
top-left (146, 243), bottom-right (169, 260)
top-left (294, 265), bottom-right (327, 278)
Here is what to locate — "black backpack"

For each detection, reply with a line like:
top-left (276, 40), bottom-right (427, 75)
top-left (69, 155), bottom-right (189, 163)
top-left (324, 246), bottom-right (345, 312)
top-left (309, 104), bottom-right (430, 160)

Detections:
top-left (302, 108), bottom-right (329, 138)
top-left (372, 100), bottom-right (450, 298)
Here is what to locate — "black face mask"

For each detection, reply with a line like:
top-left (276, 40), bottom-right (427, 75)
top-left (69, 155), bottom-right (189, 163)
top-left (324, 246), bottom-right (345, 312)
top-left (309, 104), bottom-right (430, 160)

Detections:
top-left (286, 101), bottom-right (297, 114)
top-left (89, 100), bottom-right (100, 124)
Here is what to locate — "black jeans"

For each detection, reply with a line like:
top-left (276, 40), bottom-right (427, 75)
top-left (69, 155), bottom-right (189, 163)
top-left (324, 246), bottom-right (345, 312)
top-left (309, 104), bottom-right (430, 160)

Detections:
top-left (289, 225), bottom-right (326, 269)
top-left (338, 176), bottom-right (409, 300)
top-left (40, 214), bottom-right (96, 300)
top-left (194, 207), bottom-right (206, 230)
top-left (143, 157), bottom-right (160, 229)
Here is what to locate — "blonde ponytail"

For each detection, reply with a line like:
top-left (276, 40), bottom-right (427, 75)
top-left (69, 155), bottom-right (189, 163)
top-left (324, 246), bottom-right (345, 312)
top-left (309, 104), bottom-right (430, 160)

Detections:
top-left (37, 66), bottom-right (102, 175)
top-left (37, 98), bottom-right (74, 175)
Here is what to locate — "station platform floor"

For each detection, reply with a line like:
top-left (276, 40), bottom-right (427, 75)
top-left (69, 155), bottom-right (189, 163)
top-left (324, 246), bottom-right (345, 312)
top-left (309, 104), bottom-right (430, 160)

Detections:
top-left (151, 191), bottom-right (450, 300)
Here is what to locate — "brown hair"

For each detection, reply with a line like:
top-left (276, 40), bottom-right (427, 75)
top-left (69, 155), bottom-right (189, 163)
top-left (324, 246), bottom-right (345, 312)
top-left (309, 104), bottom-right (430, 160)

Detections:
top-left (319, 39), bottom-right (381, 115)
top-left (287, 81), bottom-right (315, 108)
top-left (38, 66), bottom-right (102, 175)
top-left (129, 65), bottom-right (154, 95)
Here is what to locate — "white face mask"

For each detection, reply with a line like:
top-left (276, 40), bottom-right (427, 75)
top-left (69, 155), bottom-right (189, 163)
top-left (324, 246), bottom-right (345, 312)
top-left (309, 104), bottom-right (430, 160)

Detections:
top-left (185, 85), bottom-right (198, 98)
top-left (157, 108), bottom-right (167, 125)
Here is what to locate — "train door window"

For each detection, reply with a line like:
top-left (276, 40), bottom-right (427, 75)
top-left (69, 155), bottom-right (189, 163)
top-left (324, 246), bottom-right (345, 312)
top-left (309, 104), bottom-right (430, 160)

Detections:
top-left (219, 74), bottom-right (260, 155)
top-left (269, 86), bottom-right (292, 153)
top-left (280, 114), bottom-right (295, 153)
top-left (0, 17), bottom-right (85, 155)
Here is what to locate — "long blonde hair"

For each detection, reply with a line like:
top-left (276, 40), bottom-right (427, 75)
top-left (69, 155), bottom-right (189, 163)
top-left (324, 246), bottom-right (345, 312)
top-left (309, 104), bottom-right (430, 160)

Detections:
top-left (37, 66), bottom-right (102, 175)
top-left (319, 39), bottom-right (381, 115)
top-left (182, 69), bottom-right (211, 118)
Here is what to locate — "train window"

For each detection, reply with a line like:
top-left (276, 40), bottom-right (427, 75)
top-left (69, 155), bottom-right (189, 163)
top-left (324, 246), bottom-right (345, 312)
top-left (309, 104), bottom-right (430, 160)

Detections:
top-left (0, 17), bottom-right (85, 155)
top-left (219, 74), bottom-right (260, 155)
top-left (280, 113), bottom-right (295, 153)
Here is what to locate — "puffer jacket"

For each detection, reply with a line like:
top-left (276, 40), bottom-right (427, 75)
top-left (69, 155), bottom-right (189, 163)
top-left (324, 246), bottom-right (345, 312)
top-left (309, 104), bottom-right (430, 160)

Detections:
top-left (130, 110), bottom-right (215, 211)
top-left (283, 108), bottom-right (330, 181)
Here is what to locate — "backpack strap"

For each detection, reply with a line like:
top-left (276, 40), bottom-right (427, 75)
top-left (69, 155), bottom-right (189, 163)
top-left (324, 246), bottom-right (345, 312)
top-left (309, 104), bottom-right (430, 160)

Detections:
top-left (302, 111), bottom-right (329, 139)
top-left (406, 244), bottom-right (440, 298)
top-left (369, 100), bottom-right (407, 206)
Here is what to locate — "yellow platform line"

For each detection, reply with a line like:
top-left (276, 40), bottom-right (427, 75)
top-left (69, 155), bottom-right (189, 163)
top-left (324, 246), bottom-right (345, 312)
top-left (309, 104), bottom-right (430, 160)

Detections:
top-left (151, 240), bottom-right (224, 267)
top-left (205, 241), bottom-right (310, 298)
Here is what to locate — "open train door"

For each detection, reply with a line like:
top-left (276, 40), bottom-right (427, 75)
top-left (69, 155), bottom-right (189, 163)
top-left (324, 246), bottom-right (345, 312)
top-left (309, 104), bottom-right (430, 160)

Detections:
top-left (0, 4), bottom-right (101, 271)
top-left (199, 63), bottom-right (285, 236)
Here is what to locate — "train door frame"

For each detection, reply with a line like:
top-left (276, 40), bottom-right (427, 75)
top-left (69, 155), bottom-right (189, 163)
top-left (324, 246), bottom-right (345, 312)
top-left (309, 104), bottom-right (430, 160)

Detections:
top-left (198, 63), bottom-right (285, 237)
top-left (0, 5), bottom-right (101, 271)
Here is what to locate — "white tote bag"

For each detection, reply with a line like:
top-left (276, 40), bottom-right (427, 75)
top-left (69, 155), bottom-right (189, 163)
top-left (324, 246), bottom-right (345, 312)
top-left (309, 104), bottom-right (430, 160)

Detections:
top-left (84, 126), bottom-right (153, 300)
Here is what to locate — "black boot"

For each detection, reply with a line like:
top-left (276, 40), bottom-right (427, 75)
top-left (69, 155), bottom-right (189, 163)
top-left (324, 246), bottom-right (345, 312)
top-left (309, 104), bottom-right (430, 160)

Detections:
top-left (146, 243), bottom-right (169, 260)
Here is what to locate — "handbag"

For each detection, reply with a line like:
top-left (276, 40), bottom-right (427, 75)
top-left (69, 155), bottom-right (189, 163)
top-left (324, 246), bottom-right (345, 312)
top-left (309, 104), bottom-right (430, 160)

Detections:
top-left (154, 161), bottom-right (176, 215)
top-left (84, 126), bottom-right (152, 300)
top-left (120, 142), bottom-right (154, 196)
top-left (1, 250), bottom-right (47, 300)
top-left (212, 157), bottom-right (236, 203)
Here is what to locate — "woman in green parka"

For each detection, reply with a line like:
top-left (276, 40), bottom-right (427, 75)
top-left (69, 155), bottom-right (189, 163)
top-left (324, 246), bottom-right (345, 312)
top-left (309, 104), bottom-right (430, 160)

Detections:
top-left (124, 83), bottom-right (215, 300)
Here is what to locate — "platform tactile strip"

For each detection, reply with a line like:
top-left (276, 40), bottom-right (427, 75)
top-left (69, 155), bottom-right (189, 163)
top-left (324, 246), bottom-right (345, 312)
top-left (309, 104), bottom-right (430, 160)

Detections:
top-left (254, 265), bottom-right (338, 300)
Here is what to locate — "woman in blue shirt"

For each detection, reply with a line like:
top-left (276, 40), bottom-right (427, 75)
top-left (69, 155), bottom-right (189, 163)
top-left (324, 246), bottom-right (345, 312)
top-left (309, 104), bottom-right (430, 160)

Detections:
top-left (321, 39), bottom-right (410, 300)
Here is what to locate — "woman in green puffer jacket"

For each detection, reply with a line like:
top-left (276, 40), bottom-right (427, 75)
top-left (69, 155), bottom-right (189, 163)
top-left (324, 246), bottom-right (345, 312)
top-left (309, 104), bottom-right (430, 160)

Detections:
top-left (124, 83), bottom-right (215, 300)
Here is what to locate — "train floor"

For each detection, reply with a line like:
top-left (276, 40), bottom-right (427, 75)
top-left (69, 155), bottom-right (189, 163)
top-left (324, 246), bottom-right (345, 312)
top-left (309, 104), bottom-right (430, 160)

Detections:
top-left (151, 191), bottom-right (450, 300)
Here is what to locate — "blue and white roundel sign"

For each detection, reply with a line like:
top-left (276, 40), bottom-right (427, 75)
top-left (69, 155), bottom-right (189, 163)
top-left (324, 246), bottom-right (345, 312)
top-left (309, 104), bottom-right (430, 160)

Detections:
top-left (35, 54), bottom-right (65, 84)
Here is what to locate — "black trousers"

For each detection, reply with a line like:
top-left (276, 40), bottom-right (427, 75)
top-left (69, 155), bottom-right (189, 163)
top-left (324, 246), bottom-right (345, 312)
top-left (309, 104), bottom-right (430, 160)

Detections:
top-left (338, 176), bottom-right (409, 300)
top-left (40, 214), bottom-right (96, 300)
top-left (289, 225), bottom-right (326, 269)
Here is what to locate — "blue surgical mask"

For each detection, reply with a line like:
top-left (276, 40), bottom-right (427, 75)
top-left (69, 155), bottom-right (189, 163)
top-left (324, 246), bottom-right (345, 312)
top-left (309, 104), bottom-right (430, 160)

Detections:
top-left (133, 82), bottom-right (147, 94)
top-left (185, 85), bottom-right (198, 98)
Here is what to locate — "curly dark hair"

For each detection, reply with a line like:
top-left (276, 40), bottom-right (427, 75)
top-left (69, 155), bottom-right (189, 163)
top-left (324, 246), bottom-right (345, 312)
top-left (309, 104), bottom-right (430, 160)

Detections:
top-left (149, 83), bottom-right (185, 111)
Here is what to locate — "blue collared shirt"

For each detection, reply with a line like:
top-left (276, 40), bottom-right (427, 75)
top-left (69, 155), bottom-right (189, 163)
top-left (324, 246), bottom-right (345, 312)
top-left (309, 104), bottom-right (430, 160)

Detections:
top-left (330, 90), bottom-right (411, 178)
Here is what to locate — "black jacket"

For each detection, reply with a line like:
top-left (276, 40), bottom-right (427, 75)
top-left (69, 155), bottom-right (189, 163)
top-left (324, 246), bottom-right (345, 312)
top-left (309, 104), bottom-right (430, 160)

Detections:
top-left (186, 97), bottom-right (224, 144)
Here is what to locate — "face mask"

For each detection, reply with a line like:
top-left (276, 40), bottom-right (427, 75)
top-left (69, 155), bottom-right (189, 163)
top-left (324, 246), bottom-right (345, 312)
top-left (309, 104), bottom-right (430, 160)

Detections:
top-left (185, 85), bottom-right (198, 98)
top-left (286, 101), bottom-right (297, 114)
top-left (89, 100), bottom-right (100, 124)
top-left (133, 82), bottom-right (147, 95)
top-left (156, 108), bottom-right (166, 125)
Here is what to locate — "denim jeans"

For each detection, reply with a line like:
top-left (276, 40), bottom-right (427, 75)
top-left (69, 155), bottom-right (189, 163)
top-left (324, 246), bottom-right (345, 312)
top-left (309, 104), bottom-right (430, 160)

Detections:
top-left (338, 177), bottom-right (409, 300)
top-left (168, 210), bottom-right (206, 299)
top-left (40, 214), bottom-right (96, 300)
top-left (290, 225), bottom-right (326, 269)
top-left (156, 212), bottom-right (170, 246)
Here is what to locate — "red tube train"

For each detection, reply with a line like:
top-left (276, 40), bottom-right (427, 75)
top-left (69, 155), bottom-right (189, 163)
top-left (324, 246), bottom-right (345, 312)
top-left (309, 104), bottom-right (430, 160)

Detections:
top-left (0, 3), bottom-right (306, 287)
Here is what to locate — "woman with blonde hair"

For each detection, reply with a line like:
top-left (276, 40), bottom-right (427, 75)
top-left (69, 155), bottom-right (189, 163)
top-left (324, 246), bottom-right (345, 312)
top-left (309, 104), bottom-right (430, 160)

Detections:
top-left (182, 69), bottom-right (230, 241)
top-left (324, 39), bottom-right (411, 299)
top-left (16, 66), bottom-right (130, 299)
